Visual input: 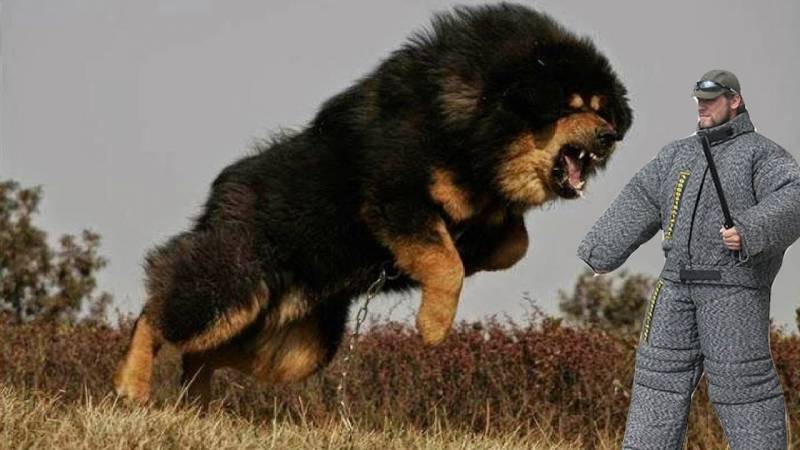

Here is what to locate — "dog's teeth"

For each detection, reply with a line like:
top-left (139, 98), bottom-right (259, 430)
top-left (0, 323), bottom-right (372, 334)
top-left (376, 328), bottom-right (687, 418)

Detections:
top-left (590, 153), bottom-right (600, 161)
top-left (575, 180), bottom-right (585, 189)
top-left (579, 150), bottom-right (586, 159)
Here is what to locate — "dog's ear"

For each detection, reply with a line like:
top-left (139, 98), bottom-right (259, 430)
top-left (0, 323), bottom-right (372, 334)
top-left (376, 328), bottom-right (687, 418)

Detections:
top-left (501, 76), bottom-right (564, 129)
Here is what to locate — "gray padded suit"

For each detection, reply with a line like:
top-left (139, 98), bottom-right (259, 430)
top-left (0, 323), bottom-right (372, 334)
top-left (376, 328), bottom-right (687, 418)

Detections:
top-left (577, 111), bottom-right (800, 449)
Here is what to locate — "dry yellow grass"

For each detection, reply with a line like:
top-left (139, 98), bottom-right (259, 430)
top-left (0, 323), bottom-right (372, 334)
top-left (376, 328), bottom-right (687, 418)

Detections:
top-left (0, 384), bottom-right (610, 450)
top-left (6, 316), bottom-right (791, 448)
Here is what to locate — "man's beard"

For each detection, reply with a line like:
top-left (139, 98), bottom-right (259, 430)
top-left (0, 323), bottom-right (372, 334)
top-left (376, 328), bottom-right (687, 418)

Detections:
top-left (698, 108), bottom-right (732, 129)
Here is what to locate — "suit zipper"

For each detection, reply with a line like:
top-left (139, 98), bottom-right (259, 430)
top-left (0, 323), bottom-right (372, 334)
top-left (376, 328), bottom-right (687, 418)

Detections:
top-left (687, 165), bottom-right (710, 266)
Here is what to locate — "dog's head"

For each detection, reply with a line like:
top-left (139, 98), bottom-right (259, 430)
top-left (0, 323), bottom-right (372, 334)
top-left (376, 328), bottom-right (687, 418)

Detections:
top-left (432, 5), bottom-right (633, 206)
top-left (491, 38), bottom-right (632, 204)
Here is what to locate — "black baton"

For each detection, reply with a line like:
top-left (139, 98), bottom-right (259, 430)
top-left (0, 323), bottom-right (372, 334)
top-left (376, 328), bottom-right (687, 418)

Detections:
top-left (698, 132), bottom-right (739, 257)
top-left (699, 133), bottom-right (734, 228)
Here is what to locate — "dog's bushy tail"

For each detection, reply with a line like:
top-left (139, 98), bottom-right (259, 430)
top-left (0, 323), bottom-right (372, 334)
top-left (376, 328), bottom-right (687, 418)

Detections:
top-left (142, 225), bottom-right (267, 351)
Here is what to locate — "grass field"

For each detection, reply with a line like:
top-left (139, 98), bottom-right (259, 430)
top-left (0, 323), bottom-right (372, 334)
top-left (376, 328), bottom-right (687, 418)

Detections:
top-left (0, 311), bottom-right (797, 449)
top-left (0, 384), bottom-right (598, 450)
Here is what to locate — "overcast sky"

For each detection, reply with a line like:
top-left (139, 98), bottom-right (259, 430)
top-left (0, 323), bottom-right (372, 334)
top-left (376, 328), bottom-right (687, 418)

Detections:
top-left (2, 0), bottom-right (799, 331)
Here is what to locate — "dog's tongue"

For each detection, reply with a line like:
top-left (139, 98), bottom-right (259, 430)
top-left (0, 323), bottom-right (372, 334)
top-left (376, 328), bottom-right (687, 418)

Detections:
top-left (564, 155), bottom-right (582, 188)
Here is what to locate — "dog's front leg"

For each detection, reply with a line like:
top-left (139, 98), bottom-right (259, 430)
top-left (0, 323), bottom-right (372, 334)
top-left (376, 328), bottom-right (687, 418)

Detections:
top-left (457, 214), bottom-right (529, 276)
top-left (384, 219), bottom-right (464, 345)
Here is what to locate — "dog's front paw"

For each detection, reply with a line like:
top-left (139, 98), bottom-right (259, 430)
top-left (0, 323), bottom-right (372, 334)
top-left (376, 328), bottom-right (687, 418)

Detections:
top-left (113, 383), bottom-right (151, 405)
top-left (113, 364), bottom-right (152, 405)
top-left (416, 306), bottom-right (455, 345)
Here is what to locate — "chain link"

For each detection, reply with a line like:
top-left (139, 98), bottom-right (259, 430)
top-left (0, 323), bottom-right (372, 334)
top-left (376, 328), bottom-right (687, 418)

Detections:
top-left (336, 266), bottom-right (389, 433)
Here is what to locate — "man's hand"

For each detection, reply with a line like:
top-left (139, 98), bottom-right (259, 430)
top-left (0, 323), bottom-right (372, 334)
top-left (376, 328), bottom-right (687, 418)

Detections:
top-left (720, 226), bottom-right (742, 250)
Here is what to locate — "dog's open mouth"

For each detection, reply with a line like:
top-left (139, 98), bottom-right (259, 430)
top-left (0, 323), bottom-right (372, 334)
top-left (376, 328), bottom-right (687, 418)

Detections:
top-left (552, 144), bottom-right (603, 199)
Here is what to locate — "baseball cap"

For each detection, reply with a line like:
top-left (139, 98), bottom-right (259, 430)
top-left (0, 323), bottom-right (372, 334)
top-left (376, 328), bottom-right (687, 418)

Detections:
top-left (692, 69), bottom-right (741, 99)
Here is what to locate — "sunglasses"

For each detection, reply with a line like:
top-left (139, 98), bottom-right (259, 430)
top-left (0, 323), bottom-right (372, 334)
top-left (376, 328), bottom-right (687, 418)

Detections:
top-left (694, 79), bottom-right (738, 95)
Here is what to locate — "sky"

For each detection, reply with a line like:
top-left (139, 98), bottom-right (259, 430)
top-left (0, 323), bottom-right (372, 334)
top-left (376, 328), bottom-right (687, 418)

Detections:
top-left (2, 0), bottom-right (799, 331)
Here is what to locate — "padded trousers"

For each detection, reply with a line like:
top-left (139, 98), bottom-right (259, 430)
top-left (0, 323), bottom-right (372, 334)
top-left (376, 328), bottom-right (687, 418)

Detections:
top-left (622, 279), bottom-right (788, 449)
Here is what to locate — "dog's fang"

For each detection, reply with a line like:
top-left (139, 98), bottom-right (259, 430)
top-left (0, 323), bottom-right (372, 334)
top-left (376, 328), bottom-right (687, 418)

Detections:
top-left (579, 150), bottom-right (586, 159)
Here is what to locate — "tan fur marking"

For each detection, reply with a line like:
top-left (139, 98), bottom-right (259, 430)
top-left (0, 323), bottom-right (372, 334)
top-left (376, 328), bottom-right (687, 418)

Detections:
top-left (388, 221), bottom-right (464, 345)
top-left (269, 321), bottom-right (326, 383)
top-left (496, 132), bottom-right (552, 205)
top-left (114, 316), bottom-right (161, 404)
top-left (243, 317), bottom-right (326, 384)
top-left (590, 95), bottom-right (603, 111)
top-left (275, 288), bottom-right (310, 327)
top-left (180, 283), bottom-right (267, 353)
top-left (430, 168), bottom-right (474, 222)
top-left (568, 93), bottom-right (584, 109)
top-left (556, 113), bottom-right (612, 141)
top-left (440, 73), bottom-right (482, 126)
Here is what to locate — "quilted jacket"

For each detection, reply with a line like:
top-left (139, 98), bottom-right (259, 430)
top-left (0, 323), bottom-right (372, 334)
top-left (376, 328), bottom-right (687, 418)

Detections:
top-left (577, 111), bottom-right (800, 288)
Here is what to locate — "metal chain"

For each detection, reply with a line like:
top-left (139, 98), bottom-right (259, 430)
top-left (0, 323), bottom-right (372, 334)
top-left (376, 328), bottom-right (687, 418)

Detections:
top-left (336, 266), bottom-right (388, 432)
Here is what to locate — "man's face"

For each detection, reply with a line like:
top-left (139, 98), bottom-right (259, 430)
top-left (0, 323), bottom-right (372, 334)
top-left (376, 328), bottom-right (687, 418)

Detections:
top-left (696, 95), bottom-right (737, 129)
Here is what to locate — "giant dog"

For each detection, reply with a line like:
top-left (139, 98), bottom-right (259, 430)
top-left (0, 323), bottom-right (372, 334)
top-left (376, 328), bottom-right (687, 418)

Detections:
top-left (114, 3), bottom-right (633, 407)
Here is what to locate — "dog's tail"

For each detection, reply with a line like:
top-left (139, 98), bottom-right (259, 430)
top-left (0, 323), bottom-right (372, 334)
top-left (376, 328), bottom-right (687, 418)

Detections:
top-left (141, 226), bottom-right (269, 353)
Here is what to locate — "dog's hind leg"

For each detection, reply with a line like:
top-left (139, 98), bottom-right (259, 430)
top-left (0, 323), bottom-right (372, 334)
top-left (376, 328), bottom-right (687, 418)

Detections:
top-left (114, 314), bottom-right (163, 404)
top-left (114, 227), bottom-right (268, 404)
top-left (238, 293), bottom-right (351, 384)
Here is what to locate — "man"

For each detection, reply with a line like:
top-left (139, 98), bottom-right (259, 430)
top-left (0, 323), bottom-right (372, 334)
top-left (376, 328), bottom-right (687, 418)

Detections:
top-left (577, 69), bottom-right (800, 449)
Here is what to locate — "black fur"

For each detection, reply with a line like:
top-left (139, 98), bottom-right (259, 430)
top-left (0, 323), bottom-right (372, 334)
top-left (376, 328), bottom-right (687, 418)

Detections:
top-left (140, 3), bottom-right (632, 357)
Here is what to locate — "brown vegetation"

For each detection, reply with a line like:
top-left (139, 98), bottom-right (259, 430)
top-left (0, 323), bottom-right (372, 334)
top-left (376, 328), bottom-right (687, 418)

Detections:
top-left (1, 308), bottom-right (797, 449)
